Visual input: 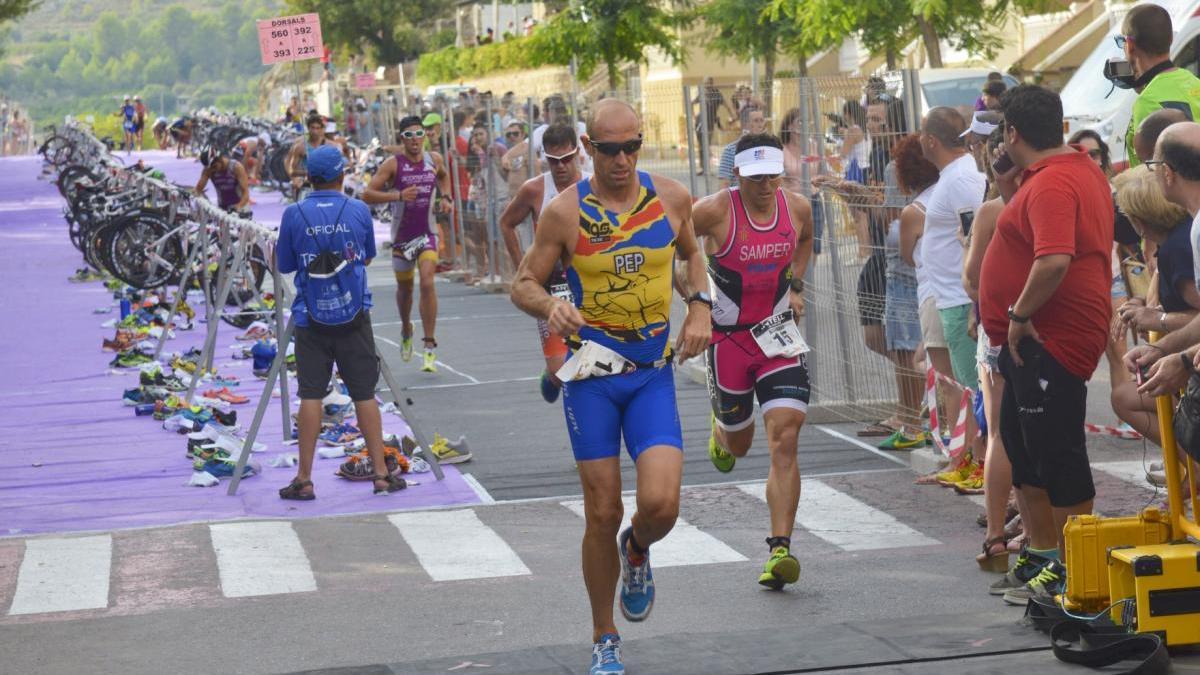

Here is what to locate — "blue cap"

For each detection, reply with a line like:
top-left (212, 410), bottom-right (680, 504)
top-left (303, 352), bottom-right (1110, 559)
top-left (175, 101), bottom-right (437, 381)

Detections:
top-left (306, 145), bottom-right (345, 183)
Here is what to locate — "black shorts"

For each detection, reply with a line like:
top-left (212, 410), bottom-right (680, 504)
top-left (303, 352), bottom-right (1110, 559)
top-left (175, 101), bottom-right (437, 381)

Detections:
top-left (997, 339), bottom-right (1095, 507)
top-left (294, 314), bottom-right (379, 402)
top-left (856, 251), bottom-right (886, 326)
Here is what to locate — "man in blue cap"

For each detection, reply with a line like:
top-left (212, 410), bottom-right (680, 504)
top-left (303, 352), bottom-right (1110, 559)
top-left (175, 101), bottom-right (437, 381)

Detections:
top-left (275, 145), bottom-right (406, 499)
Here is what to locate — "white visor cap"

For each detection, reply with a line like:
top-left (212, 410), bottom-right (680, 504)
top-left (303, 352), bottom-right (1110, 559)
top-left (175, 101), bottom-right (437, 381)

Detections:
top-left (734, 145), bottom-right (784, 176)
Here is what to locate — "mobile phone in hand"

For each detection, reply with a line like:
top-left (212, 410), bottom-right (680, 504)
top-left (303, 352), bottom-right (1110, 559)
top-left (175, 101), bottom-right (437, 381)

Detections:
top-left (991, 152), bottom-right (1014, 175)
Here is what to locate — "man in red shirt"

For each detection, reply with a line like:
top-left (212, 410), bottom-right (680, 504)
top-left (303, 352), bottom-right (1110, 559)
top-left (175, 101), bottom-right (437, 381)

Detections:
top-left (979, 84), bottom-right (1114, 605)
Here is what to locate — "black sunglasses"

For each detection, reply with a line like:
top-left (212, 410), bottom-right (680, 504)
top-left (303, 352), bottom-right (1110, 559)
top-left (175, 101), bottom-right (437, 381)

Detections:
top-left (505, 131), bottom-right (522, 137)
top-left (1144, 159), bottom-right (1171, 171)
top-left (588, 136), bottom-right (643, 156)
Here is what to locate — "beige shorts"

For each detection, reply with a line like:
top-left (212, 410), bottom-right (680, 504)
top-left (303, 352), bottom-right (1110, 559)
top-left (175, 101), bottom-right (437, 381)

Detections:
top-left (919, 296), bottom-right (947, 348)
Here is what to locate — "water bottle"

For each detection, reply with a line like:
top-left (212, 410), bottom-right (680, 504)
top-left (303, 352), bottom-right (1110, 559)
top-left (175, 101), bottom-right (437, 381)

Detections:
top-left (120, 298), bottom-right (131, 319)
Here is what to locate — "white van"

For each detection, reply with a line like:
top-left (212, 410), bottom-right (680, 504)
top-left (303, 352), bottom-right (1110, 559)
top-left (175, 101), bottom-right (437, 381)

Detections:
top-left (1062, 0), bottom-right (1200, 167)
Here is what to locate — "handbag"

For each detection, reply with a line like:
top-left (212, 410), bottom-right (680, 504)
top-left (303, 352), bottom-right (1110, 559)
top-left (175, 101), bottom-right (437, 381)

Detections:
top-left (1172, 373), bottom-right (1200, 463)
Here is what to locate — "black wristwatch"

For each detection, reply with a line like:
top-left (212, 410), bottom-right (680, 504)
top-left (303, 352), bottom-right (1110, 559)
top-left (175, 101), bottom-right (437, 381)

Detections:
top-left (687, 291), bottom-right (713, 309)
top-left (1007, 305), bottom-right (1029, 324)
top-left (789, 277), bottom-right (805, 293)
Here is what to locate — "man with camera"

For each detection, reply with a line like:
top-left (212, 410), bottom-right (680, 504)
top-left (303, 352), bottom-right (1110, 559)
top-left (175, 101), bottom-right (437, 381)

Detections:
top-left (1119, 4), bottom-right (1200, 168)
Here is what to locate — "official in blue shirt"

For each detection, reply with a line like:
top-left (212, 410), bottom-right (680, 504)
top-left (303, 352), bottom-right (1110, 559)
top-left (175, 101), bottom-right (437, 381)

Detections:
top-left (276, 145), bottom-right (406, 498)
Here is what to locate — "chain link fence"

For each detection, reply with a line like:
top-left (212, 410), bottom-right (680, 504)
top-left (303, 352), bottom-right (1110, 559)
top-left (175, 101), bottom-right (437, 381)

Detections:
top-left (372, 69), bottom-right (942, 423)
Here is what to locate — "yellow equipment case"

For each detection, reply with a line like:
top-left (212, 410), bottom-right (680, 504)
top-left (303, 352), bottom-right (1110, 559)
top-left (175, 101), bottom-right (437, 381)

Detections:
top-left (1062, 508), bottom-right (1172, 612)
top-left (1107, 542), bottom-right (1200, 646)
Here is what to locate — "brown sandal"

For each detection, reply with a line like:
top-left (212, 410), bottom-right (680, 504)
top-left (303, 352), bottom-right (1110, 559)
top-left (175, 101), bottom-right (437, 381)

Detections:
top-left (976, 536), bottom-right (1009, 573)
top-left (373, 473), bottom-right (406, 495)
top-left (279, 478), bottom-right (315, 501)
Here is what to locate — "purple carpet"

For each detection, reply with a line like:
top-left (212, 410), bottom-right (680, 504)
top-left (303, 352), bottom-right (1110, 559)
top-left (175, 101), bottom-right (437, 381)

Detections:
top-left (0, 151), bottom-right (479, 537)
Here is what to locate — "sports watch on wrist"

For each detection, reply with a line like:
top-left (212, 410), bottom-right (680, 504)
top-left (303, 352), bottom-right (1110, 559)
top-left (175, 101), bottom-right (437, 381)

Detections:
top-left (789, 277), bottom-right (805, 293)
top-left (687, 291), bottom-right (713, 309)
top-left (1007, 305), bottom-right (1029, 324)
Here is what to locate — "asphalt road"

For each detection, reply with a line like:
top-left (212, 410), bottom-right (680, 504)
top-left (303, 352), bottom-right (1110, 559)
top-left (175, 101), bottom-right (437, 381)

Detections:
top-left (0, 267), bottom-right (1192, 675)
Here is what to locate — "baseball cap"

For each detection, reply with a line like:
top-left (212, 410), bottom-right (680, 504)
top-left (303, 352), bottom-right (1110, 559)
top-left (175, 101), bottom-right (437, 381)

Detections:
top-left (422, 112), bottom-right (443, 127)
top-left (734, 145), bottom-right (784, 176)
top-left (960, 111), bottom-right (1001, 139)
top-left (306, 145), bottom-right (345, 183)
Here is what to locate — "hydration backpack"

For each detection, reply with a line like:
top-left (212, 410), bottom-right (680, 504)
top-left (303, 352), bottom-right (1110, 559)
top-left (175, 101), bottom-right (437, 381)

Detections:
top-left (294, 197), bottom-right (364, 334)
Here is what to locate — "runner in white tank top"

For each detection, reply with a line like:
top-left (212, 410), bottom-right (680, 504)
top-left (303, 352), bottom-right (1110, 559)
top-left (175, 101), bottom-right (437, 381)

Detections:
top-left (498, 124), bottom-right (589, 402)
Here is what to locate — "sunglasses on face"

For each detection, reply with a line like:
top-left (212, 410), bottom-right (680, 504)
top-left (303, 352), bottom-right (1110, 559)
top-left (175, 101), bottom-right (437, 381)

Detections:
top-left (1144, 159), bottom-right (1170, 172)
top-left (1114, 35), bottom-right (1131, 49)
top-left (401, 129), bottom-right (426, 139)
top-left (588, 136), bottom-right (643, 156)
top-left (742, 173), bottom-right (782, 183)
top-left (505, 131), bottom-right (522, 138)
top-left (545, 149), bottom-right (578, 165)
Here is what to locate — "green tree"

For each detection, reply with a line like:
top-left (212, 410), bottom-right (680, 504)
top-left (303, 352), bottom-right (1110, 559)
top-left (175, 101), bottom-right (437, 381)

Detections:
top-left (527, 0), bottom-right (690, 92)
top-left (0, 0), bottom-right (40, 27)
top-left (698, 0), bottom-right (825, 114)
top-left (772, 0), bottom-right (1056, 69)
top-left (91, 12), bottom-right (124, 62)
top-left (286, 0), bottom-right (443, 64)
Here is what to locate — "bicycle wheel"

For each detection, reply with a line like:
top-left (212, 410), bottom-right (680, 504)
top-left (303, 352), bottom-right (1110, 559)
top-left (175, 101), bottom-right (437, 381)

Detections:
top-left (106, 211), bottom-right (183, 289)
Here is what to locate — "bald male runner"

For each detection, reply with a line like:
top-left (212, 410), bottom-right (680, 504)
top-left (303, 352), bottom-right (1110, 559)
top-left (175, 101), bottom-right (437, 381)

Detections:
top-left (511, 99), bottom-right (711, 675)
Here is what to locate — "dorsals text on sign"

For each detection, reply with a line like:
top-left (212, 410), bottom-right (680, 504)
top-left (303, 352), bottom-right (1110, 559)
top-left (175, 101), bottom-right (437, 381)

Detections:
top-left (257, 13), bottom-right (324, 66)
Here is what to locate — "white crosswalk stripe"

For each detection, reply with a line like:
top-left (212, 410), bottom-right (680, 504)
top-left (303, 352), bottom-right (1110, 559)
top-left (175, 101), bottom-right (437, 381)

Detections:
top-left (9, 535), bottom-right (112, 615)
top-left (209, 521), bottom-right (317, 598)
top-left (560, 496), bottom-right (748, 567)
top-left (738, 480), bottom-right (940, 551)
top-left (390, 509), bottom-right (531, 581)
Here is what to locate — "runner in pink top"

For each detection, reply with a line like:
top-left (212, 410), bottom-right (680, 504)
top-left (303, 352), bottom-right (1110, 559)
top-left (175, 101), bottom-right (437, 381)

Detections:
top-left (688, 133), bottom-right (814, 591)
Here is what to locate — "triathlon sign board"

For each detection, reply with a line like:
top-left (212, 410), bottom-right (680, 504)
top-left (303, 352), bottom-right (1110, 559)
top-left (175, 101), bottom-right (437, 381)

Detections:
top-left (257, 13), bottom-right (323, 66)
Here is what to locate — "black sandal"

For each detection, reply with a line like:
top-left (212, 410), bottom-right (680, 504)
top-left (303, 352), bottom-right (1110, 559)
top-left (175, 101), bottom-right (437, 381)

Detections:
top-left (279, 478), bottom-right (315, 501)
top-left (373, 473), bottom-right (406, 495)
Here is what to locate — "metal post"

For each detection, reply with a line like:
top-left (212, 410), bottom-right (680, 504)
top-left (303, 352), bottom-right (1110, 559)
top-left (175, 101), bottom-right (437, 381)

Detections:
top-left (273, 264), bottom-right (292, 441)
top-left (186, 231), bottom-right (245, 404)
top-left (376, 351), bottom-right (444, 480)
top-left (446, 104), bottom-right (467, 273)
top-left (227, 314), bottom-right (295, 495)
top-left (750, 56), bottom-right (759, 99)
top-left (526, 97), bottom-right (535, 178)
top-left (486, 98), bottom-right (500, 284)
top-left (154, 222), bottom-right (206, 361)
top-left (698, 82), bottom-right (713, 196)
top-left (902, 69), bottom-right (921, 138)
top-left (682, 85), bottom-right (698, 197)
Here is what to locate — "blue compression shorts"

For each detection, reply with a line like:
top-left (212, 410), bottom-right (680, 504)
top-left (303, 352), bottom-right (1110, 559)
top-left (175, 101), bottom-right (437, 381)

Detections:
top-left (561, 364), bottom-right (683, 463)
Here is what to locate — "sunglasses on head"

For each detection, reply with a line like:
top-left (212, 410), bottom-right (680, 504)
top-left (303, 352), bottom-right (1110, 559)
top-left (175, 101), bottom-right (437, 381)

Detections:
top-left (401, 129), bottom-right (426, 139)
top-left (545, 148), bottom-right (578, 165)
top-left (588, 136), bottom-right (643, 156)
top-left (742, 173), bottom-right (782, 183)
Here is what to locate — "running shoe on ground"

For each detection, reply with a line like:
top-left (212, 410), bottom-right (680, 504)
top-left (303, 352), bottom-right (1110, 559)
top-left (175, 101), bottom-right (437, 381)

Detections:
top-left (879, 429), bottom-right (924, 450)
top-left (251, 339), bottom-right (277, 375)
top-left (421, 349), bottom-right (437, 373)
top-left (590, 633), bottom-right (624, 675)
top-left (320, 423), bottom-right (362, 447)
top-left (540, 370), bottom-right (561, 403)
top-left (1002, 558), bottom-right (1065, 605)
top-left (400, 336), bottom-right (414, 362)
top-left (428, 433), bottom-right (472, 464)
top-left (204, 388), bottom-right (249, 405)
top-left (617, 526), bottom-right (655, 621)
top-left (989, 549), bottom-right (1045, 596)
top-left (758, 546), bottom-right (800, 590)
top-left (110, 350), bottom-right (154, 368)
top-left (708, 414), bottom-right (735, 473)
top-left (237, 322), bottom-right (271, 341)
top-left (336, 448), bottom-right (409, 480)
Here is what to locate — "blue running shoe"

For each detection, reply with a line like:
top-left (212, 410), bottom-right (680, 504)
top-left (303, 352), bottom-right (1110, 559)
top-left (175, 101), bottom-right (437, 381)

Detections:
top-left (590, 633), bottom-right (624, 675)
top-left (617, 526), bottom-right (655, 621)
top-left (539, 370), bottom-right (560, 403)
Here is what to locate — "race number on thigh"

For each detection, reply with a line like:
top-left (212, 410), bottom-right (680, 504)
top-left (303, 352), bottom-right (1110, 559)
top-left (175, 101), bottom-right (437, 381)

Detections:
top-left (751, 309), bottom-right (809, 358)
top-left (395, 234), bottom-right (431, 262)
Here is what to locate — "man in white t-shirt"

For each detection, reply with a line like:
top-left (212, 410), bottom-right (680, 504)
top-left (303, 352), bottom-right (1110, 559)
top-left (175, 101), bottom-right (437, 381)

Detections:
top-left (920, 107), bottom-right (986, 393)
